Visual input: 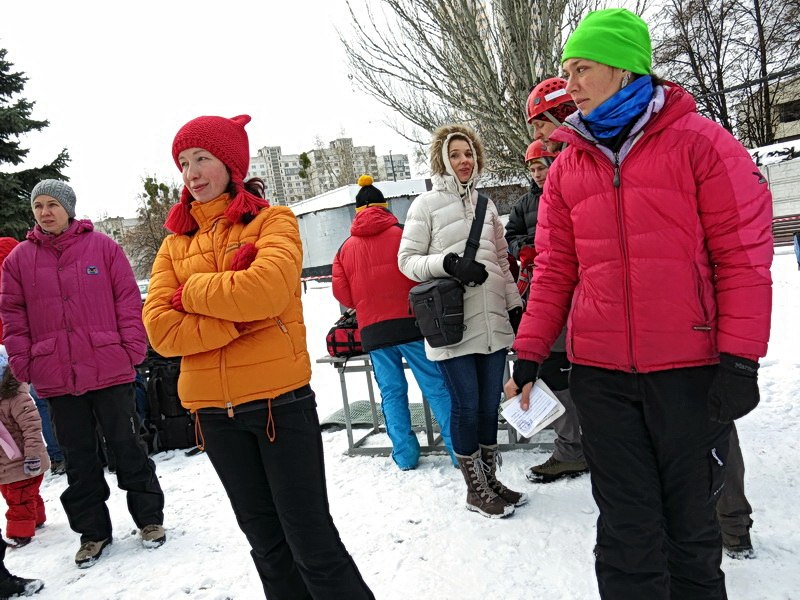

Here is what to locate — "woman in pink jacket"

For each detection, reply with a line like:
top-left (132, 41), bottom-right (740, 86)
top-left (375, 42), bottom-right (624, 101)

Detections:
top-left (0, 180), bottom-right (165, 569)
top-left (506, 9), bottom-right (772, 600)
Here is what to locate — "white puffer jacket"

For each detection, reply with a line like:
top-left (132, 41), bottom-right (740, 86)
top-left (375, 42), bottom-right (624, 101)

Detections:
top-left (398, 174), bottom-right (521, 361)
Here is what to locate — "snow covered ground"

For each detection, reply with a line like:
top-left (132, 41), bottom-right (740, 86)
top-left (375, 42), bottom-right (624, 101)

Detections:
top-left (4, 248), bottom-right (798, 599)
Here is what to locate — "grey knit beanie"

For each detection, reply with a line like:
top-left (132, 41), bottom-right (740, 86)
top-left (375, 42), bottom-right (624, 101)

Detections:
top-left (31, 179), bottom-right (76, 219)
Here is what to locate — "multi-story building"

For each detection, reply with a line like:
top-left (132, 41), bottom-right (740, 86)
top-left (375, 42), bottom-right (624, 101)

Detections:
top-left (246, 146), bottom-right (310, 206)
top-left (376, 153), bottom-right (412, 182)
top-left (246, 139), bottom-right (412, 204)
top-left (305, 138), bottom-right (380, 196)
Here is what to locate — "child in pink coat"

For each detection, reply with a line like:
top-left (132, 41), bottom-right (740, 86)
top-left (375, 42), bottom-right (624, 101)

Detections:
top-left (0, 350), bottom-right (49, 547)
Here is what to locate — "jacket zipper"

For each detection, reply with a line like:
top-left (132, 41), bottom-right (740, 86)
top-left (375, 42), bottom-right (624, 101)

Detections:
top-left (612, 151), bottom-right (637, 373)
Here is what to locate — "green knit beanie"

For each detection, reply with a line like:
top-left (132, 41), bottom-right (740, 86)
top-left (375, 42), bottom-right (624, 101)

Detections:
top-left (562, 8), bottom-right (652, 75)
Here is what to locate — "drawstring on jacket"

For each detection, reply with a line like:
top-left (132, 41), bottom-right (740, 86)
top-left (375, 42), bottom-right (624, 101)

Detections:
top-left (193, 411), bottom-right (206, 451)
top-left (266, 398), bottom-right (276, 442)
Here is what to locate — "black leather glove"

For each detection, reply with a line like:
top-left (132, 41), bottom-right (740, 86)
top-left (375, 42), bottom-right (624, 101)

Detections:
top-left (708, 353), bottom-right (760, 423)
top-left (511, 359), bottom-right (540, 394)
top-left (508, 307), bottom-right (523, 334)
top-left (443, 252), bottom-right (488, 286)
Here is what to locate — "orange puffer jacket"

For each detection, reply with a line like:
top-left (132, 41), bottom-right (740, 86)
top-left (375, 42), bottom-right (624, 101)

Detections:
top-left (143, 195), bottom-right (311, 413)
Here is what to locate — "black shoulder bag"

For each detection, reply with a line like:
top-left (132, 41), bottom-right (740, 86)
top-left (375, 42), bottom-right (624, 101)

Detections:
top-left (408, 193), bottom-right (489, 348)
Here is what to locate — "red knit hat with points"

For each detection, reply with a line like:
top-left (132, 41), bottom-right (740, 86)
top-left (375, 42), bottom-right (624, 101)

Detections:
top-left (165, 114), bottom-right (269, 234)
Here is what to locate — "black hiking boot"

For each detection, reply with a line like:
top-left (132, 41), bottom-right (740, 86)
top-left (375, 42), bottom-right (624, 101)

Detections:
top-left (0, 573), bottom-right (44, 597)
top-left (722, 531), bottom-right (755, 559)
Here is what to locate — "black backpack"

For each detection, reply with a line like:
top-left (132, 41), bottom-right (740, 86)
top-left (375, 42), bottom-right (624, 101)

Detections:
top-left (145, 355), bottom-right (196, 452)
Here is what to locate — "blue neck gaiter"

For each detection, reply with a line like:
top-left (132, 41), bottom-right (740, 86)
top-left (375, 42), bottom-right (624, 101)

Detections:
top-left (581, 75), bottom-right (654, 140)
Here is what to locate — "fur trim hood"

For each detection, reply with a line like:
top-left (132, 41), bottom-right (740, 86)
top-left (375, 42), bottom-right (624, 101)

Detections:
top-left (430, 124), bottom-right (485, 177)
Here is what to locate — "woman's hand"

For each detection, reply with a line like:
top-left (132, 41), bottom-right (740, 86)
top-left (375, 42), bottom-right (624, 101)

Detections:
top-left (443, 252), bottom-right (488, 286)
top-left (504, 359), bottom-right (540, 410)
top-left (171, 284), bottom-right (185, 312)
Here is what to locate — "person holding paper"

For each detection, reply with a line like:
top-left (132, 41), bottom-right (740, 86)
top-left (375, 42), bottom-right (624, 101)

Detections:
top-left (506, 9), bottom-right (772, 600)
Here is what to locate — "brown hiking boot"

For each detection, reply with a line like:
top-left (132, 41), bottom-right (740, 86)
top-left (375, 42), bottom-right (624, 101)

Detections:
top-left (525, 455), bottom-right (589, 483)
top-left (140, 524), bottom-right (166, 549)
top-left (480, 444), bottom-right (528, 506)
top-left (456, 450), bottom-right (514, 519)
top-left (75, 539), bottom-right (111, 568)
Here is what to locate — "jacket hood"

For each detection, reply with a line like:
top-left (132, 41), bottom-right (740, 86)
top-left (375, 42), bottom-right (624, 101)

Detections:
top-left (350, 206), bottom-right (399, 237)
top-left (26, 219), bottom-right (94, 244)
top-left (430, 124), bottom-right (485, 178)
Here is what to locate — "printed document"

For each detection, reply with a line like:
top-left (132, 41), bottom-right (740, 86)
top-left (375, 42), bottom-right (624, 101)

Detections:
top-left (500, 380), bottom-right (565, 438)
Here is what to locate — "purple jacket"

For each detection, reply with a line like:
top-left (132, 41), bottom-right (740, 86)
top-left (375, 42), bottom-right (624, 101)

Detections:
top-left (0, 220), bottom-right (146, 398)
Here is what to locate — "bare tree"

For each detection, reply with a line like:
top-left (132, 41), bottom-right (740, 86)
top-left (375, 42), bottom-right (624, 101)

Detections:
top-left (340, 0), bottom-right (596, 180)
top-left (731, 0), bottom-right (800, 146)
top-left (654, 0), bottom-right (800, 146)
top-left (121, 177), bottom-right (179, 279)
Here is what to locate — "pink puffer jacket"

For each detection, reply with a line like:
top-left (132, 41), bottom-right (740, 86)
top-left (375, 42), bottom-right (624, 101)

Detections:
top-left (0, 220), bottom-right (146, 397)
top-left (514, 85), bottom-right (773, 372)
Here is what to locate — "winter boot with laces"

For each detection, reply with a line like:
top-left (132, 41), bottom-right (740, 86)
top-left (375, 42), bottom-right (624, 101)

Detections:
top-left (456, 450), bottom-right (514, 519)
top-left (74, 539), bottom-right (111, 569)
top-left (525, 455), bottom-right (589, 484)
top-left (0, 573), bottom-right (44, 597)
top-left (480, 444), bottom-right (528, 507)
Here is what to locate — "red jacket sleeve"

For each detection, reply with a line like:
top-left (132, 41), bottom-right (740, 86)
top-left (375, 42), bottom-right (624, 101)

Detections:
top-left (693, 123), bottom-right (773, 360)
top-left (513, 172), bottom-right (578, 362)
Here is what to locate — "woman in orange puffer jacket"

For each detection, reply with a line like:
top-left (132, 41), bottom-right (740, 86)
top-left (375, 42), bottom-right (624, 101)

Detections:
top-left (143, 114), bottom-right (374, 600)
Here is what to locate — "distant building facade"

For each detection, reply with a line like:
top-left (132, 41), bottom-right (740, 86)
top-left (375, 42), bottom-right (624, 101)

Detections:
top-left (246, 138), bottom-right (413, 204)
top-left (774, 76), bottom-right (800, 143)
top-left (246, 146), bottom-right (310, 206)
top-left (95, 216), bottom-right (139, 245)
top-left (376, 153), bottom-right (411, 182)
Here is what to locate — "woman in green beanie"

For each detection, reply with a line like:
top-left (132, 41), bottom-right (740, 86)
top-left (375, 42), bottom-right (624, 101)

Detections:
top-left (507, 8), bottom-right (773, 599)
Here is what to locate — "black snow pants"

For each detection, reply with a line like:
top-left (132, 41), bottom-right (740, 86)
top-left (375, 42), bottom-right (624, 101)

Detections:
top-left (48, 383), bottom-right (164, 542)
top-left (198, 389), bottom-right (375, 600)
top-left (570, 364), bottom-right (731, 600)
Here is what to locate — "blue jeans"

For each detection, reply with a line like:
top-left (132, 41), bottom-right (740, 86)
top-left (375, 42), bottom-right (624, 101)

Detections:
top-left (30, 385), bottom-right (64, 461)
top-left (370, 341), bottom-right (456, 468)
top-left (436, 349), bottom-right (507, 456)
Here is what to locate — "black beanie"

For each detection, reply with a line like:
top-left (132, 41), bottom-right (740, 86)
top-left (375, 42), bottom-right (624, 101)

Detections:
top-left (355, 175), bottom-right (387, 212)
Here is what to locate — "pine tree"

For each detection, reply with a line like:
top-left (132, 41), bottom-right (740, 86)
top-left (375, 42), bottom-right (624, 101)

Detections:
top-left (0, 47), bottom-right (70, 239)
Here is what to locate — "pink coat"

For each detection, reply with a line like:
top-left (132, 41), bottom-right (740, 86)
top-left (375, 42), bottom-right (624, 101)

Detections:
top-left (0, 382), bottom-right (50, 485)
top-left (514, 85), bottom-right (773, 372)
top-left (0, 220), bottom-right (146, 397)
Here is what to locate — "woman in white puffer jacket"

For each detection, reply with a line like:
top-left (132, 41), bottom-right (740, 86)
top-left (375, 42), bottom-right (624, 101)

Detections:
top-left (398, 124), bottom-right (523, 519)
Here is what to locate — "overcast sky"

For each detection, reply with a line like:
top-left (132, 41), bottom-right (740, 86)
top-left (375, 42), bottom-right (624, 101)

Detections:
top-left (1, 0), bottom-right (417, 221)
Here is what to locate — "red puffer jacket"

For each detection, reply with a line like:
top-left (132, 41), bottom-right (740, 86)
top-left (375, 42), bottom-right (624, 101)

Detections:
top-left (332, 206), bottom-right (422, 352)
top-left (514, 85), bottom-right (773, 372)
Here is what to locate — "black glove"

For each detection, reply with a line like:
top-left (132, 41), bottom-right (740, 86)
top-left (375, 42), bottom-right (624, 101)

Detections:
top-left (708, 353), bottom-right (760, 423)
top-left (508, 307), bottom-right (523, 334)
top-left (443, 253), bottom-right (488, 286)
top-left (511, 359), bottom-right (540, 393)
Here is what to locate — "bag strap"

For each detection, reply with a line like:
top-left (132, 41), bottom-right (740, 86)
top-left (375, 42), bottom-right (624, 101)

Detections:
top-left (463, 193), bottom-right (489, 261)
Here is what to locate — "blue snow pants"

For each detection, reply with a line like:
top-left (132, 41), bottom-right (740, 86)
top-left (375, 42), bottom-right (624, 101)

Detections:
top-left (369, 340), bottom-right (456, 469)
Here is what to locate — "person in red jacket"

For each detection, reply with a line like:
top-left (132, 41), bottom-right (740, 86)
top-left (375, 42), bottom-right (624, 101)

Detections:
top-left (332, 175), bottom-right (456, 470)
top-left (506, 9), bottom-right (772, 600)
